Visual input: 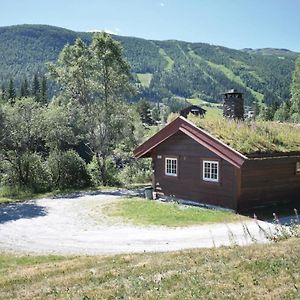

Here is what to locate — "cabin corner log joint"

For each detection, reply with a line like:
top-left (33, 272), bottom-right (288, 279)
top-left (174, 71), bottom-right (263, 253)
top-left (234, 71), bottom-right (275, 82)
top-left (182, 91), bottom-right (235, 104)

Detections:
top-left (134, 116), bottom-right (300, 211)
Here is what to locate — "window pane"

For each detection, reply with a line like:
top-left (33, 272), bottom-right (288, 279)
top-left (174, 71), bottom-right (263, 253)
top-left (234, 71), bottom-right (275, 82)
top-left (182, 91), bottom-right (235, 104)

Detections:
top-left (203, 161), bottom-right (219, 182)
top-left (166, 158), bottom-right (177, 176)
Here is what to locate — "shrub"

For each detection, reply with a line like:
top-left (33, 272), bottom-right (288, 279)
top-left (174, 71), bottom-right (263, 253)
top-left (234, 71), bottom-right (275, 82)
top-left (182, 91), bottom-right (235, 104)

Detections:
top-left (48, 150), bottom-right (89, 189)
top-left (0, 152), bottom-right (51, 193)
top-left (87, 155), bottom-right (121, 187)
top-left (86, 155), bottom-right (102, 187)
top-left (118, 159), bottom-right (152, 185)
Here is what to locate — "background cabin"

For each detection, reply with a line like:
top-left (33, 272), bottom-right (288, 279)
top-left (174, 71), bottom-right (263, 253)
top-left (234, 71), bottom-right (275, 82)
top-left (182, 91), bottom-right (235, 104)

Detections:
top-left (180, 105), bottom-right (206, 118)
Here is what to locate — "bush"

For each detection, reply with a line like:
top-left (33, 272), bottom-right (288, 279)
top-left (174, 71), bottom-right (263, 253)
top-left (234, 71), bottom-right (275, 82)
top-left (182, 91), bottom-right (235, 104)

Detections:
top-left (0, 152), bottom-right (51, 193)
top-left (87, 155), bottom-right (121, 187)
top-left (86, 156), bottom-right (102, 187)
top-left (48, 150), bottom-right (89, 189)
top-left (118, 159), bottom-right (152, 185)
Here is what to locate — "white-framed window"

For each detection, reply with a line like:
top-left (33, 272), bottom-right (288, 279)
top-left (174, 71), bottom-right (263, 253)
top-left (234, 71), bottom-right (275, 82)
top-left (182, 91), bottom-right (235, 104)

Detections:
top-left (296, 162), bottom-right (300, 174)
top-left (203, 160), bottom-right (219, 182)
top-left (165, 157), bottom-right (177, 176)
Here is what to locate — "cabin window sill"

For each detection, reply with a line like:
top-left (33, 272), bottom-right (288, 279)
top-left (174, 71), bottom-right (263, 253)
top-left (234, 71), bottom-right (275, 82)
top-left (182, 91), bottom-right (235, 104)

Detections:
top-left (203, 160), bottom-right (219, 182)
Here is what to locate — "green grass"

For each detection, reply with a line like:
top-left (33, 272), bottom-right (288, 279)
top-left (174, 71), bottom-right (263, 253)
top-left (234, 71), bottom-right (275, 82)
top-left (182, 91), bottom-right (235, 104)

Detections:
top-left (0, 239), bottom-right (299, 299)
top-left (187, 97), bottom-right (221, 107)
top-left (159, 48), bottom-right (174, 71)
top-left (136, 72), bottom-right (153, 88)
top-left (188, 114), bottom-right (300, 155)
top-left (206, 60), bottom-right (265, 102)
top-left (188, 48), bottom-right (264, 102)
top-left (104, 197), bottom-right (245, 227)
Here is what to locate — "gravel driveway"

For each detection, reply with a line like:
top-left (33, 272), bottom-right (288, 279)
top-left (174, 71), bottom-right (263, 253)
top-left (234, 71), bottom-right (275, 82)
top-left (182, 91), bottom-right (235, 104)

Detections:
top-left (0, 192), bottom-right (275, 255)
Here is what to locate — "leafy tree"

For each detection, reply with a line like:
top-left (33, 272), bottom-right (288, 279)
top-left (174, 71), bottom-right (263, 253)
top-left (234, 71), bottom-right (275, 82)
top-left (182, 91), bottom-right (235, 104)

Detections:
top-left (48, 150), bottom-right (89, 189)
top-left (0, 98), bottom-right (43, 186)
top-left (48, 38), bottom-right (92, 106)
top-left (48, 32), bottom-right (135, 185)
top-left (39, 100), bottom-right (87, 151)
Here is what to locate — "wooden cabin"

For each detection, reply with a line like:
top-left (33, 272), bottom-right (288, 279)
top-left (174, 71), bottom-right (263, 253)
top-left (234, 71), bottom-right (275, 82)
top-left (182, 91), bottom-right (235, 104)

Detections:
top-left (134, 117), bottom-right (300, 211)
top-left (180, 105), bottom-right (206, 118)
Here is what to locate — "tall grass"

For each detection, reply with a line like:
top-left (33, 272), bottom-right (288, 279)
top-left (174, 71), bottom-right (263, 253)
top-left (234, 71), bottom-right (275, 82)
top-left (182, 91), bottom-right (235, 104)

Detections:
top-left (189, 114), bottom-right (300, 155)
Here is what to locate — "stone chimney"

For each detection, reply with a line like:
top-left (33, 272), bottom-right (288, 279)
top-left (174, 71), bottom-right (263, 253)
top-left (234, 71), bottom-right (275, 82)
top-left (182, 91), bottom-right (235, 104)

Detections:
top-left (223, 89), bottom-right (244, 120)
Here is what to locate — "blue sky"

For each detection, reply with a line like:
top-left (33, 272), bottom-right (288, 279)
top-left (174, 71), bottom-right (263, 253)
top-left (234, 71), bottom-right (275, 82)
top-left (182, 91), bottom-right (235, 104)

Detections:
top-left (1, 0), bottom-right (300, 51)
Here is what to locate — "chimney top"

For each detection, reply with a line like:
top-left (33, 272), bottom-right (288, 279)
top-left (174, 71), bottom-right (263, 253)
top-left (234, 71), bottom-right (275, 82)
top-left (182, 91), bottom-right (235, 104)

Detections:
top-left (223, 89), bottom-right (241, 95)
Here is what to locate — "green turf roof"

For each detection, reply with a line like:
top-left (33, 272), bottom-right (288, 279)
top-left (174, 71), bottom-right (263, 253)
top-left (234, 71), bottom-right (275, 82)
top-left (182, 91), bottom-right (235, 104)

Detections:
top-left (188, 114), bottom-right (300, 156)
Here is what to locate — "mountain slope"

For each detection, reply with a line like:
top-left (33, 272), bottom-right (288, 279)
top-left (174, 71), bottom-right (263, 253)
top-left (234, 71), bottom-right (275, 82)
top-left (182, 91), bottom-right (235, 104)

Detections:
top-left (0, 24), bottom-right (298, 106)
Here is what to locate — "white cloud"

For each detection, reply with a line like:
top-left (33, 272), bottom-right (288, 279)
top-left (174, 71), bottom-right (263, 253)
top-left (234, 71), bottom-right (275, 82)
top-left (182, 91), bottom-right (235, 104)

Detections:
top-left (160, 2), bottom-right (165, 7)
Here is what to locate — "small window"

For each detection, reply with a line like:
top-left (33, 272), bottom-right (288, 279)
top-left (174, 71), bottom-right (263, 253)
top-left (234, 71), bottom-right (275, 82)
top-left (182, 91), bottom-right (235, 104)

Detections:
top-left (296, 162), bottom-right (300, 174)
top-left (165, 157), bottom-right (177, 176)
top-left (203, 160), bottom-right (219, 182)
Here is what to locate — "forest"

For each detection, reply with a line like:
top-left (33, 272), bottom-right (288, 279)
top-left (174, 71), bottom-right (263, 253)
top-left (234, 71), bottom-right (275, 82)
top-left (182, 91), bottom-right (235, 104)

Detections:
top-left (0, 24), bottom-right (298, 108)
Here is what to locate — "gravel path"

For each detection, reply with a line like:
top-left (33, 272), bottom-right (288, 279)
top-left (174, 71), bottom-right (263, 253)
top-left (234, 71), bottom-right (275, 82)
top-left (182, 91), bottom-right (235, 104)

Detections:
top-left (0, 192), bottom-right (275, 255)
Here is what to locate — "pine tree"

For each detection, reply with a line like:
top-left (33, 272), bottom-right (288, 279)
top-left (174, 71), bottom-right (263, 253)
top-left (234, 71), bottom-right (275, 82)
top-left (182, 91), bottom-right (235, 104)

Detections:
top-left (32, 73), bottom-right (40, 102)
top-left (8, 79), bottom-right (16, 103)
top-left (1, 83), bottom-right (6, 100)
top-left (20, 78), bottom-right (30, 97)
top-left (40, 75), bottom-right (48, 104)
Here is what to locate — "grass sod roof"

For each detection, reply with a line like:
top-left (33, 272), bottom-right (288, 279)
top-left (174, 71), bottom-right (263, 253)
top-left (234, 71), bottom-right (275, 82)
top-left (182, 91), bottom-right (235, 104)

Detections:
top-left (187, 114), bottom-right (300, 156)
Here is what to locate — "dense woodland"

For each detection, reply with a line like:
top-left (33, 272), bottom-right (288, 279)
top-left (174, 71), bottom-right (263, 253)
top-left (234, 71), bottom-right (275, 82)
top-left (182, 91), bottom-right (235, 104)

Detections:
top-left (0, 26), bottom-right (300, 196)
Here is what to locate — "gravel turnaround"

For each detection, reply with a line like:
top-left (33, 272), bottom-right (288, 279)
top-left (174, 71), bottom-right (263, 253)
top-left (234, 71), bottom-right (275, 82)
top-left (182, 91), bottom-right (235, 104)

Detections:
top-left (0, 193), bottom-right (275, 255)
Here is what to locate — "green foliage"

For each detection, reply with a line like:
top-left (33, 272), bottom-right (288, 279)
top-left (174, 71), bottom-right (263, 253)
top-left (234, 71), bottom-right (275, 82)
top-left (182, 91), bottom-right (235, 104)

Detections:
top-left (7, 79), bottom-right (16, 102)
top-left (48, 150), bottom-right (89, 189)
top-left (135, 99), bottom-right (153, 124)
top-left (118, 159), bottom-right (151, 185)
top-left (86, 156), bottom-right (102, 187)
top-left (39, 101), bottom-right (86, 150)
top-left (1, 152), bottom-right (51, 192)
top-left (290, 56), bottom-right (300, 118)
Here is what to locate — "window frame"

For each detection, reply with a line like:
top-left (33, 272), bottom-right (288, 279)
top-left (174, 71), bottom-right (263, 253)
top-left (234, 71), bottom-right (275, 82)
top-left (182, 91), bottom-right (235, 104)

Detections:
top-left (296, 162), bottom-right (300, 175)
top-left (165, 157), bottom-right (178, 177)
top-left (202, 160), bottom-right (219, 182)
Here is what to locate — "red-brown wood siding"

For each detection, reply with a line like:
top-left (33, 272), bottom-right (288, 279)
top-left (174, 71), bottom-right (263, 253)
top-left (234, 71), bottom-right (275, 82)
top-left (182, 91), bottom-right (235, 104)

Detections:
top-left (152, 131), bottom-right (239, 210)
top-left (239, 157), bottom-right (300, 210)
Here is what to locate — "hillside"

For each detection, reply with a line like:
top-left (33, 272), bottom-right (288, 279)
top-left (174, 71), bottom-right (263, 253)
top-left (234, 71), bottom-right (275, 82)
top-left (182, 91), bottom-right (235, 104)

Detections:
top-left (0, 24), bottom-right (299, 106)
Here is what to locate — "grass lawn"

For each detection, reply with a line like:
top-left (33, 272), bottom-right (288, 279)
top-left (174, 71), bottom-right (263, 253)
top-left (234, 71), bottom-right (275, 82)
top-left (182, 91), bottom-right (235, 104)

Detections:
top-left (0, 239), bottom-right (299, 299)
top-left (136, 73), bottom-right (153, 88)
top-left (104, 197), bottom-right (246, 227)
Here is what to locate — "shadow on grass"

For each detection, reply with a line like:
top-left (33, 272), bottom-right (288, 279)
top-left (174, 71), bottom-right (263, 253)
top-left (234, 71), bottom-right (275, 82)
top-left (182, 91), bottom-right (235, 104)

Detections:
top-left (52, 188), bottom-right (145, 199)
top-left (242, 199), bottom-right (300, 225)
top-left (0, 202), bottom-right (47, 224)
